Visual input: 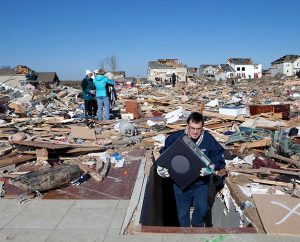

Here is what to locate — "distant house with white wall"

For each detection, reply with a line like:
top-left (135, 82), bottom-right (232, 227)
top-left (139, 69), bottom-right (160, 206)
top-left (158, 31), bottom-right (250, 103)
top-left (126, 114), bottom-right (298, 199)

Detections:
top-left (270, 55), bottom-right (300, 77)
top-left (199, 64), bottom-right (235, 81)
top-left (215, 64), bottom-right (235, 81)
top-left (227, 58), bottom-right (262, 79)
top-left (198, 65), bottom-right (219, 79)
top-left (147, 59), bottom-right (187, 83)
top-left (187, 67), bottom-right (198, 78)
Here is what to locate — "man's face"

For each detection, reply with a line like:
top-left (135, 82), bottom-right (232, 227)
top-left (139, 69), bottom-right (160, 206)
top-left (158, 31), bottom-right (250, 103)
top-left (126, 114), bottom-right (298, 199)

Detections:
top-left (187, 121), bottom-right (203, 139)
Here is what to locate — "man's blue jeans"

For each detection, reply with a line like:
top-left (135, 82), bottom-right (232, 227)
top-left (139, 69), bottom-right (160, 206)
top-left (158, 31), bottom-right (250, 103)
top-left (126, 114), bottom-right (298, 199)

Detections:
top-left (173, 183), bottom-right (208, 227)
top-left (96, 96), bottom-right (110, 121)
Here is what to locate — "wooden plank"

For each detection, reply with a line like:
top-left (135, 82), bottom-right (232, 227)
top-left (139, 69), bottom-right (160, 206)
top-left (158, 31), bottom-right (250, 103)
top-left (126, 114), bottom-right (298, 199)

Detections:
top-left (0, 154), bottom-right (35, 168)
top-left (240, 138), bottom-right (272, 153)
top-left (203, 111), bottom-right (245, 121)
top-left (227, 168), bottom-right (271, 175)
top-left (68, 159), bottom-right (106, 182)
top-left (10, 140), bottom-right (72, 149)
top-left (64, 147), bottom-right (106, 155)
top-left (250, 178), bottom-right (293, 189)
top-left (203, 127), bottom-right (228, 142)
top-left (265, 151), bottom-right (300, 167)
top-left (225, 179), bottom-right (265, 233)
top-left (205, 121), bottom-right (239, 130)
top-left (10, 140), bottom-right (104, 150)
top-left (141, 129), bottom-right (178, 138)
top-left (259, 167), bottom-right (300, 176)
top-left (286, 117), bottom-right (300, 128)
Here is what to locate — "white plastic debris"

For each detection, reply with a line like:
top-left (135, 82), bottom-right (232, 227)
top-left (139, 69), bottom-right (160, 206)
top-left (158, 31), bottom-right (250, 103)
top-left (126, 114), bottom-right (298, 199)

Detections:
top-left (146, 120), bottom-right (157, 127)
top-left (239, 183), bottom-right (285, 197)
top-left (165, 107), bottom-right (191, 124)
top-left (152, 134), bottom-right (166, 147)
top-left (225, 154), bottom-right (255, 166)
top-left (0, 120), bottom-right (6, 125)
top-left (205, 99), bottom-right (219, 107)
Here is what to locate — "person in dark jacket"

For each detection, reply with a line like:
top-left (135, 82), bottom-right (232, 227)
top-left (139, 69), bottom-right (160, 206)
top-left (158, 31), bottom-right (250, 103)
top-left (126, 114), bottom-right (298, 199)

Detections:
top-left (157, 112), bottom-right (225, 227)
top-left (81, 70), bottom-right (97, 118)
top-left (172, 73), bottom-right (177, 87)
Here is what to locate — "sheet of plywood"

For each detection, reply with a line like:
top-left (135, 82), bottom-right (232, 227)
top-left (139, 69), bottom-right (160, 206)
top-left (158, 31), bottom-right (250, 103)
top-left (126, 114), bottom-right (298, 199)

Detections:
top-left (71, 126), bottom-right (96, 140)
top-left (252, 194), bottom-right (300, 235)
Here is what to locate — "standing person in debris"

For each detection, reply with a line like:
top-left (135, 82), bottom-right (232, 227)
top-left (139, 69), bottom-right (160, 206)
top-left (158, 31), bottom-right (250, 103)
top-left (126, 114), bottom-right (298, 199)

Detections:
top-left (156, 112), bottom-right (225, 227)
top-left (93, 69), bottom-right (115, 121)
top-left (81, 70), bottom-right (97, 118)
top-left (172, 73), bottom-right (177, 87)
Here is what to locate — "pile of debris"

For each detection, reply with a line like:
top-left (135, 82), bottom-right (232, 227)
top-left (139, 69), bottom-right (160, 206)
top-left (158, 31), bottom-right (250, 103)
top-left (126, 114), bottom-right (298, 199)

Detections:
top-left (1, 76), bottom-right (300, 233)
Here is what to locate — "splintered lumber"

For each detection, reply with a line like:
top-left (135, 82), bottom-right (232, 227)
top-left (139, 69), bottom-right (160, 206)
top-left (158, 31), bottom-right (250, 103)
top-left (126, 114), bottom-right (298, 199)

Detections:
top-left (10, 140), bottom-right (104, 150)
top-left (78, 163), bottom-right (103, 182)
top-left (258, 167), bottom-right (300, 176)
top-left (225, 179), bottom-right (265, 233)
top-left (227, 168), bottom-right (271, 175)
top-left (64, 147), bottom-right (106, 155)
top-left (10, 164), bottom-right (82, 192)
top-left (0, 153), bottom-right (36, 168)
top-left (203, 127), bottom-right (228, 142)
top-left (69, 159), bottom-right (106, 182)
top-left (165, 124), bottom-right (185, 130)
top-left (265, 151), bottom-right (300, 168)
top-left (10, 140), bottom-right (72, 150)
top-left (203, 111), bottom-right (245, 121)
top-left (141, 129), bottom-right (177, 138)
top-left (205, 121), bottom-right (239, 130)
top-left (283, 80), bottom-right (300, 86)
top-left (12, 117), bottom-right (65, 123)
top-left (250, 178), bottom-right (293, 189)
top-left (240, 138), bottom-right (272, 154)
top-left (286, 117), bottom-right (300, 128)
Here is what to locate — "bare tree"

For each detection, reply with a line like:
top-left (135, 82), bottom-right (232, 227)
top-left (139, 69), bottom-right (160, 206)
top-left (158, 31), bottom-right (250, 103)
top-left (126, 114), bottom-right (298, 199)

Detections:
top-left (99, 55), bottom-right (118, 72)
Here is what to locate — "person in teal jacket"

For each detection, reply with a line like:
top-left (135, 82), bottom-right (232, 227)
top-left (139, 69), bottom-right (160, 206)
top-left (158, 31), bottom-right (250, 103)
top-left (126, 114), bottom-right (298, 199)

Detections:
top-left (81, 70), bottom-right (97, 118)
top-left (93, 69), bottom-right (115, 120)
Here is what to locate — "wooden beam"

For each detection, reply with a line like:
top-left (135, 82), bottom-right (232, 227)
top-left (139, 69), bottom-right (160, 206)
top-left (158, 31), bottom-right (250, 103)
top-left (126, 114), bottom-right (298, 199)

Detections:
top-left (240, 138), bottom-right (272, 154)
top-left (265, 151), bottom-right (300, 167)
top-left (0, 153), bottom-right (35, 168)
top-left (250, 178), bottom-right (293, 189)
top-left (203, 111), bottom-right (245, 121)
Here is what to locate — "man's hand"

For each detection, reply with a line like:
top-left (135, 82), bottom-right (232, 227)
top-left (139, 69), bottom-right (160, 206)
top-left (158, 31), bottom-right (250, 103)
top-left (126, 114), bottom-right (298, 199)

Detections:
top-left (200, 164), bottom-right (215, 176)
top-left (157, 166), bottom-right (170, 178)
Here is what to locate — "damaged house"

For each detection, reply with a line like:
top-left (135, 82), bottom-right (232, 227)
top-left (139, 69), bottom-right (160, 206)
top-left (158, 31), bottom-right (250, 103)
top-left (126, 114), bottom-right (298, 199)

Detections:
top-left (270, 55), bottom-right (300, 77)
top-left (198, 64), bottom-right (219, 80)
top-left (147, 59), bottom-right (187, 83)
top-left (0, 65), bottom-right (32, 88)
top-left (0, 65), bottom-right (60, 88)
top-left (198, 64), bottom-right (235, 81)
top-left (227, 58), bottom-right (262, 79)
top-left (36, 72), bottom-right (60, 86)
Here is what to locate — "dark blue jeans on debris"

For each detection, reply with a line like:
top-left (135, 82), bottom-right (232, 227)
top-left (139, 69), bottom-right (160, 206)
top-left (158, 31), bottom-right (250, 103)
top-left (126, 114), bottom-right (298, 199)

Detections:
top-left (173, 182), bottom-right (208, 227)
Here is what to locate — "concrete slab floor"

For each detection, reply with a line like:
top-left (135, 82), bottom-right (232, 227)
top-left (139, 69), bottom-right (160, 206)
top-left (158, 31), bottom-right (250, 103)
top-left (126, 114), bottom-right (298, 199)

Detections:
top-left (1, 199), bottom-right (299, 242)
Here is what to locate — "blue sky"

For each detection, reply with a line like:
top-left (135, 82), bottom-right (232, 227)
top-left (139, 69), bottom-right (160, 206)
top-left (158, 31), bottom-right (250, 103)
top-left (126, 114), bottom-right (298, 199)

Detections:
top-left (1, 0), bottom-right (300, 80)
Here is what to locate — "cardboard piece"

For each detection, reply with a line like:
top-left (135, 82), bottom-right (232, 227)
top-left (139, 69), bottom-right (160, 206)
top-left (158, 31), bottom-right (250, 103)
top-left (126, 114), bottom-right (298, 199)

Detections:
top-left (71, 126), bottom-right (96, 140)
top-left (252, 194), bottom-right (300, 235)
top-left (8, 102), bottom-right (24, 113)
